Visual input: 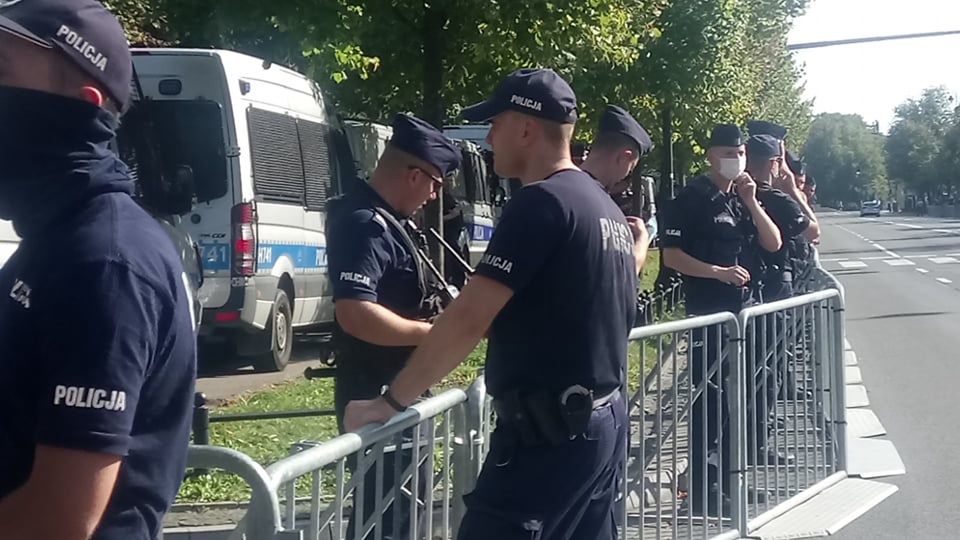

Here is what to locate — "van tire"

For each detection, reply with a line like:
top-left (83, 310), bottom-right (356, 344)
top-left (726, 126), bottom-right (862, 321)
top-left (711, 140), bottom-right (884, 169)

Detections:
top-left (254, 289), bottom-right (294, 372)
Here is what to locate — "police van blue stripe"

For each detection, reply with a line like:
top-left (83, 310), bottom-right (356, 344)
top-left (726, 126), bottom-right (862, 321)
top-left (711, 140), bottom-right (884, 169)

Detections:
top-left (199, 243), bottom-right (328, 273)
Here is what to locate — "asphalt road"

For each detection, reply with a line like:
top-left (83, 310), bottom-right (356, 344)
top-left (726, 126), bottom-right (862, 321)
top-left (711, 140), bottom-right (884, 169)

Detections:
top-left (815, 211), bottom-right (960, 539)
top-left (195, 336), bottom-right (333, 404)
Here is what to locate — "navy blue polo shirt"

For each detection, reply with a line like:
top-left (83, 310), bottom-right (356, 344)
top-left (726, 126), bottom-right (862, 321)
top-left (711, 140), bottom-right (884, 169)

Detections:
top-left (476, 169), bottom-right (638, 398)
top-left (756, 184), bottom-right (809, 265)
top-left (661, 175), bottom-right (757, 315)
top-left (0, 188), bottom-right (197, 538)
top-left (326, 183), bottom-right (425, 417)
top-left (327, 182), bottom-right (423, 320)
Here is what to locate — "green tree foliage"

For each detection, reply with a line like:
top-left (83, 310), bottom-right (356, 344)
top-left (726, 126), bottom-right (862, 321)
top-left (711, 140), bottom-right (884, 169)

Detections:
top-left (106, 0), bottom-right (812, 167)
top-left (803, 113), bottom-right (887, 203)
top-left (885, 86), bottom-right (959, 198)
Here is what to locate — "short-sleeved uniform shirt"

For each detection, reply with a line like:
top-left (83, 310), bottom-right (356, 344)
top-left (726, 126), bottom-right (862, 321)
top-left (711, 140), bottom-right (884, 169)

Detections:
top-left (0, 182), bottom-right (197, 539)
top-left (755, 183), bottom-right (809, 271)
top-left (326, 182), bottom-right (425, 416)
top-left (476, 169), bottom-right (638, 399)
top-left (660, 175), bottom-right (757, 315)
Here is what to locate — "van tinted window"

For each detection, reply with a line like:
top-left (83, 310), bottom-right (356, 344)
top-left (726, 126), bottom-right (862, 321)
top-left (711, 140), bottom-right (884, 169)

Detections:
top-left (248, 108), bottom-right (306, 204)
top-left (298, 119), bottom-right (334, 211)
top-left (118, 100), bottom-right (229, 204)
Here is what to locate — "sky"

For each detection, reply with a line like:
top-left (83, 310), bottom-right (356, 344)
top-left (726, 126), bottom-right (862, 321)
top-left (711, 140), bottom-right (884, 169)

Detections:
top-left (788, 0), bottom-right (960, 132)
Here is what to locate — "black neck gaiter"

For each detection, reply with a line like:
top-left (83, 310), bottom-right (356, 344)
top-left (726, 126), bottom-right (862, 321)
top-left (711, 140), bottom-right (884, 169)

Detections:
top-left (0, 86), bottom-right (133, 238)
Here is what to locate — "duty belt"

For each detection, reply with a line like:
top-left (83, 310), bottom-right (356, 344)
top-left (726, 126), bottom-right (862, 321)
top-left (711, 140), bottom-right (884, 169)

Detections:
top-left (493, 386), bottom-right (621, 446)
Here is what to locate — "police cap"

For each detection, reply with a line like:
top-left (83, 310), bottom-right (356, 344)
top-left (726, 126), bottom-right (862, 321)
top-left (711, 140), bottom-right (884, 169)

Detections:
top-left (709, 123), bottom-right (745, 148)
top-left (599, 105), bottom-right (654, 156)
top-left (786, 150), bottom-right (805, 176)
top-left (0, 0), bottom-right (133, 111)
top-left (748, 120), bottom-right (788, 141)
top-left (747, 134), bottom-right (781, 161)
top-left (461, 68), bottom-right (578, 124)
top-left (389, 113), bottom-right (462, 177)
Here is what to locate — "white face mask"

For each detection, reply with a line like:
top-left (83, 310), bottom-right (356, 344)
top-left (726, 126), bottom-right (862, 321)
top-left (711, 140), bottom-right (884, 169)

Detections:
top-left (717, 157), bottom-right (746, 180)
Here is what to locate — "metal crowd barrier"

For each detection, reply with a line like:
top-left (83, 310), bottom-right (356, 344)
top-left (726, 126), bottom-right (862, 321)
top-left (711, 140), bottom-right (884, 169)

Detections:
top-left (620, 268), bottom-right (846, 539)
top-left (184, 386), bottom-right (484, 539)
top-left (180, 266), bottom-right (845, 540)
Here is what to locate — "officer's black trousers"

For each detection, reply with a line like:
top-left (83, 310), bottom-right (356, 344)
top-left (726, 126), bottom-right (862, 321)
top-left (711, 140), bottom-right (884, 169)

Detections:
top-left (457, 395), bottom-right (627, 540)
top-left (746, 312), bottom-right (789, 455)
top-left (689, 326), bottom-right (731, 509)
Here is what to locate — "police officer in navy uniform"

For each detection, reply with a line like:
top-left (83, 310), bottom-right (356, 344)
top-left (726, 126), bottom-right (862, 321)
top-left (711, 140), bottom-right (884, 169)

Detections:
top-left (0, 1), bottom-right (197, 538)
top-left (661, 124), bottom-right (781, 515)
top-left (744, 134), bottom-right (819, 301)
top-left (580, 104), bottom-right (656, 272)
top-left (345, 68), bottom-right (638, 539)
top-left (326, 112), bottom-right (461, 539)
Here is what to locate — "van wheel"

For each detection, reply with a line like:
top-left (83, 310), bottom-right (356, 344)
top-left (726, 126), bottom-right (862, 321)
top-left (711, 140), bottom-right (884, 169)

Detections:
top-left (254, 289), bottom-right (294, 372)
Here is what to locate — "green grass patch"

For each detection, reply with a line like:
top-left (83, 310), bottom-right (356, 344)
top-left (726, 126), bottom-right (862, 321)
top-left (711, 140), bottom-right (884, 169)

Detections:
top-left (640, 248), bottom-right (661, 292)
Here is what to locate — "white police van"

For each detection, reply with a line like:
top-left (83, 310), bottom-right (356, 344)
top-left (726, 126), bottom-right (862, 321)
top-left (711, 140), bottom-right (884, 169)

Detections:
top-left (130, 48), bottom-right (358, 371)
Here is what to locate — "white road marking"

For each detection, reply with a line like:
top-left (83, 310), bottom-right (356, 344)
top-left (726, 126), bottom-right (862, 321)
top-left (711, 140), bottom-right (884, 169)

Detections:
top-left (937, 278), bottom-right (953, 284)
top-left (884, 259), bottom-right (915, 266)
top-left (917, 268), bottom-right (930, 274)
top-left (929, 257), bottom-right (959, 264)
top-left (839, 261), bottom-right (868, 269)
top-left (891, 222), bottom-right (925, 229)
top-left (837, 225), bottom-right (903, 259)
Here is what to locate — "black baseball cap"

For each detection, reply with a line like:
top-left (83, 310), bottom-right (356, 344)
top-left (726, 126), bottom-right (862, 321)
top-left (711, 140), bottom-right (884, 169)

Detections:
top-left (461, 68), bottom-right (578, 124)
top-left (747, 134), bottom-right (781, 161)
top-left (389, 114), bottom-right (462, 178)
top-left (747, 120), bottom-right (788, 141)
top-left (709, 124), bottom-right (745, 148)
top-left (599, 105), bottom-right (654, 156)
top-left (0, 0), bottom-right (133, 111)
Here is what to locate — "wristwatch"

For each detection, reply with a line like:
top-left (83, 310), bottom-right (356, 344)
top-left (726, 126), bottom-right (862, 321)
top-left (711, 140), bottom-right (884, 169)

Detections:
top-left (379, 385), bottom-right (407, 412)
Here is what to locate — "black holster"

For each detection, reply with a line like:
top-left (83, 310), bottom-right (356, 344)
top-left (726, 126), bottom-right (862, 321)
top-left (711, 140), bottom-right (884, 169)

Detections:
top-left (493, 387), bottom-right (599, 447)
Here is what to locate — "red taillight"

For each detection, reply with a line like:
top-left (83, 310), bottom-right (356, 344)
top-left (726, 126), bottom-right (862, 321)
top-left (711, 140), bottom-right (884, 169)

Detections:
top-left (215, 311), bottom-right (242, 323)
top-left (231, 202), bottom-right (257, 277)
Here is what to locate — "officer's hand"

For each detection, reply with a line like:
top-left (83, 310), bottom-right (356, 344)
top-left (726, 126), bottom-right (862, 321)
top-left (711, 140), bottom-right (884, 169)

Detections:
top-left (774, 166), bottom-right (798, 195)
top-left (716, 265), bottom-right (751, 287)
top-left (733, 173), bottom-right (758, 202)
top-left (626, 216), bottom-right (649, 244)
top-left (344, 398), bottom-right (396, 432)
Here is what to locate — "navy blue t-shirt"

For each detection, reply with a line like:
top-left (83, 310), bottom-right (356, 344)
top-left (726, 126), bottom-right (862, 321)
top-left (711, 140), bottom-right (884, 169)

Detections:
top-left (326, 183), bottom-right (425, 418)
top-left (476, 169), bottom-right (638, 398)
top-left (0, 192), bottom-right (197, 539)
top-left (327, 183), bottom-right (424, 319)
top-left (660, 175), bottom-right (757, 315)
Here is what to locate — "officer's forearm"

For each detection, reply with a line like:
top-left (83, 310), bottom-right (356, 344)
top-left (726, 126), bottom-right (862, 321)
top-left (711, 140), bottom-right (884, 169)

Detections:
top-left (795, 197), bottom-right (821, 241)
top-left (663, 248), bottom-right (722, 280)
top-left (743, 200), bottom-right (782, 252)
top-left (336, 300), bottom-right (432, 347)
top-left (390, 276), bottom-right (513, 406)
top-left (633, 238), bottom-right (649, 274)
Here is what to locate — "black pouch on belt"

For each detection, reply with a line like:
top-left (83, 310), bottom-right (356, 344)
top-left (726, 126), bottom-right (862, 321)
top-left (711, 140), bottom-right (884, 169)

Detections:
top-left (524, 390), bottom-right (569, 446)
top-left (495, 390), bottom-right (542, 446)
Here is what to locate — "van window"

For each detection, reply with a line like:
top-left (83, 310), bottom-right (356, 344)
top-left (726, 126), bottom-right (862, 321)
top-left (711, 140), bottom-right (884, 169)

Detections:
top-left (118, 99), bottom-right (229, 204)
top-left (247, 108), bottom-right (306, 204)
top-left (297, 118), bottom-right (334, 211)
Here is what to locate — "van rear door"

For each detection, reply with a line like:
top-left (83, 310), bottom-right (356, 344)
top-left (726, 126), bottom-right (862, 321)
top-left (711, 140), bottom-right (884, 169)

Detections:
top-left (129, 52), bottom-right (235, 310)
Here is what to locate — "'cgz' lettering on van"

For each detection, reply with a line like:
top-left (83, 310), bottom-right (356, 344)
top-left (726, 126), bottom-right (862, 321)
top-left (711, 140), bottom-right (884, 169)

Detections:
top-left (53, 385), bottom-right (127, 412)
top-left (480, 254), bottom-right (513, 274)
